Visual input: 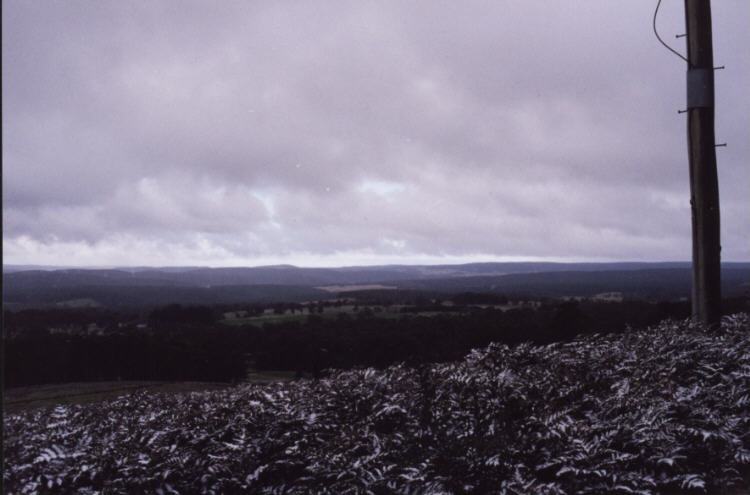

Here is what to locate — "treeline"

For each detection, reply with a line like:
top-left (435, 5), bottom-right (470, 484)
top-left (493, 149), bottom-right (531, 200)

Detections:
top-left (2, 308), bottom-right (136, 336)
top-left (248, 300), bottom-right (697, 376)
top-left (4, 325), bottom-right (246, 387)
top-left (247, 297), bottom-right (747, 374)
top-left (149, 304), bottom-right (217, 326)
top-left (5, 298), bottom-right (749, 388)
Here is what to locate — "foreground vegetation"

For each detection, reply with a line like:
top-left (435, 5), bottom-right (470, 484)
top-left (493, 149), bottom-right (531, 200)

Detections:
top-left (4, 314), bottom-right (750, 494)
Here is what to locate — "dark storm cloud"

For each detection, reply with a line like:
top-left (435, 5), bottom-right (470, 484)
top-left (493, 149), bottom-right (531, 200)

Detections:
top-left (3, 0), bottom-right (748, 266)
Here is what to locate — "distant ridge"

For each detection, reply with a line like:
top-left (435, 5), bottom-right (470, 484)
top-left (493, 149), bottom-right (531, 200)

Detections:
top-left (6, 261), bottom-right (750, 279)
top-left (4, 262), bottom-right (749, 308)
top-left (2, 261), bottom-right (703, 282)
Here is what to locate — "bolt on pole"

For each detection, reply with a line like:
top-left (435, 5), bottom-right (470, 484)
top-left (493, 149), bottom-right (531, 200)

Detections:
top-left (684, 0), bottom-right (721, 327)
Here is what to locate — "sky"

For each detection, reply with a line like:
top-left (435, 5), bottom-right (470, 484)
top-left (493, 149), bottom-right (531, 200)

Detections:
top-left (3, 0), bottom-right (748, 267)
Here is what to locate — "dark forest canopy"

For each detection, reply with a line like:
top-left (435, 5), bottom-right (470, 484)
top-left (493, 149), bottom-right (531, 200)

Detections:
top-left (6, 297), bottom-right (749, 388)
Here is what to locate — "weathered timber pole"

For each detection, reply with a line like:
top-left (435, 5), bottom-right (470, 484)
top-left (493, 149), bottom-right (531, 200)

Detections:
top-left (684, 0), bottom-right (721, 327)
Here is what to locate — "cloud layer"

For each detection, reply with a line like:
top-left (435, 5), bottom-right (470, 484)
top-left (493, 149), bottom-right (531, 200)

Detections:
top-left (3, 0), bottom-right (748, 266)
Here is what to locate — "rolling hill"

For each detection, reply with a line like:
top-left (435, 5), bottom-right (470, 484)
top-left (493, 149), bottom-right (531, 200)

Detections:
top-left (3, 262), bottom-right (749, 308)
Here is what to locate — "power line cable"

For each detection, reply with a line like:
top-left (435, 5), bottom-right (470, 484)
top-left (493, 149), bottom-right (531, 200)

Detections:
top-left (653, 0), bottom-right (688, 63)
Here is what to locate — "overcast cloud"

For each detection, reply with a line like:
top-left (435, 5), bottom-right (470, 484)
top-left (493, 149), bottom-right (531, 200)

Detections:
top-left (3, 0), bottom-right (748, 267)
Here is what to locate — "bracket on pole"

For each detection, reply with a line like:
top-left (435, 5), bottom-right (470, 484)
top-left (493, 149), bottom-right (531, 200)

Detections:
top-left (687, 68), bottom-right (714, 108)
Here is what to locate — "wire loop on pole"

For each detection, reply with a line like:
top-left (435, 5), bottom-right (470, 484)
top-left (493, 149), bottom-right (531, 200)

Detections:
top-left (654, 0), bottom-right (689, 63)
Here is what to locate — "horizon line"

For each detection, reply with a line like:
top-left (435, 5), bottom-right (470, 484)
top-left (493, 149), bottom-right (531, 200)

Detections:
top-left (5, 260), bottom-right (750, 272)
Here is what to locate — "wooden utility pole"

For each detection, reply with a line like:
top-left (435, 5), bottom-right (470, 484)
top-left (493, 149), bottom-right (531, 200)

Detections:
top-left (684, 0), bottom-right (721, 326)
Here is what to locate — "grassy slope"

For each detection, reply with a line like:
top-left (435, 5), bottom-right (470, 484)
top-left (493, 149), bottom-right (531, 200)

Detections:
top-left (3, 382), bottom-right (229, 415)
top-left (4, 315), bottom-right (750, 494)
top-left (4, 372), bottom-right (299, 414)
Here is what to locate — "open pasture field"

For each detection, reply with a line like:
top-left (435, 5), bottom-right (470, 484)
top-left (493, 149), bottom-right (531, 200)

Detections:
top-left (219, 304), bottom-right (414, 326)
